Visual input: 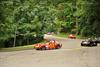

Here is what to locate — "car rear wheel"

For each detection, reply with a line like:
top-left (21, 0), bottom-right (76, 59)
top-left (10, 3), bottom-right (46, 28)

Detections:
top-left (89, 43), bottom-right (96, 47)
top-left (93, 43), bottom-right (97, 46)
top-left (56, 44), bottom-right (61, 49)
top-left (41, 46), bottom-right (46, 50)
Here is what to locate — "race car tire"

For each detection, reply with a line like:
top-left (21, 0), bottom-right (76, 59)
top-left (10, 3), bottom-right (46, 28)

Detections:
top-left (81, 44), bottom-right (84, 46)
top-left (93, 43), bottom-right (97, 46)
top-left (56, 44), bottom-right (61, 49)
top-left (89, 43), bottom-right (95, 47)
top-left (41, 46), bottom-right (46, 50)
top-left (36, 48), bottom-right (40, 50)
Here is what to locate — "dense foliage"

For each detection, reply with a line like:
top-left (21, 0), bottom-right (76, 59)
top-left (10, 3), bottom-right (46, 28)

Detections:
top-left (0, 0), bottom-right (100, 48)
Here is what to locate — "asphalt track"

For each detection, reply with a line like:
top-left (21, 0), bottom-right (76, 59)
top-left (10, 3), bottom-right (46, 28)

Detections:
top-left (0, 34), bottom-right (100, 67)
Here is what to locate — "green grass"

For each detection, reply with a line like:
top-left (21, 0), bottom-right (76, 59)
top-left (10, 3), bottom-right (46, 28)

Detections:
top-left (54, 33), bottom-right (86, 39)
top-left (0, 40), bottom-right (47, 52)
top-left (54, 33), bottom-right (68, 38)
top-left (0, 45), bottom-right (34, 52)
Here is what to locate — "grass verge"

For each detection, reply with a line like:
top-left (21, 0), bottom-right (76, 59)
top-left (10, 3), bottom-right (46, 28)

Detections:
top-left (54, 33), bottom-right (86, 39)
top-left (0, 45), bottom-right (34, 52)
top-left (54, 33), bottom-right (68, 38)
top-left (0, 40), bottom-right (47, 52)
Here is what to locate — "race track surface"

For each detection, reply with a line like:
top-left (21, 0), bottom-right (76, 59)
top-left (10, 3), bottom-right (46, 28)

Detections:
top-left (0, 34), bottom-right (100, 67)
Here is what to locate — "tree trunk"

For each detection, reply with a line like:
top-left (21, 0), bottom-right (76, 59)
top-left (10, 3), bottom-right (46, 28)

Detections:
top-left (13, 33), bottom-right (16, 47)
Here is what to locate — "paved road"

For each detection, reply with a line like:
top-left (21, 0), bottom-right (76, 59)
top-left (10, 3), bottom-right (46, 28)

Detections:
top-left (0, 35), bottom-right (100, 67)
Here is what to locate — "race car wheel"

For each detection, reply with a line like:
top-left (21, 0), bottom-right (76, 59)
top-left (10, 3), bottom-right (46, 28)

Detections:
top-left (56, 44), bottom-right (61, 49)
top-left (36, 48), bottom-right (40, 50)
top-left (41, 46), bottom-right (46, 50)
top-left (93, 43), bottom-right (97, 46)
top-left (81, 44), bottom-right (84, 46)
top-left (89, 43), bottom-right (96, 47)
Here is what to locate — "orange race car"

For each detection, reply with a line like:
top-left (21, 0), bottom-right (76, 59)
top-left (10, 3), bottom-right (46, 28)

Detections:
top-left (68, 34), bottom-right (76, 39)
top-left (34, 40), bottom-right (62, 50)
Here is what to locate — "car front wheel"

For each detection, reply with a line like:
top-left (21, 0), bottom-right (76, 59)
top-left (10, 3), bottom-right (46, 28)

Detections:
top-left (81, 43), bottom-right (84, 46)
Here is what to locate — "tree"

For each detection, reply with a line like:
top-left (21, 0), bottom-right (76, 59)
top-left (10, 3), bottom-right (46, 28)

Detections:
top-left (76, 0), bottom-right (100, 37)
